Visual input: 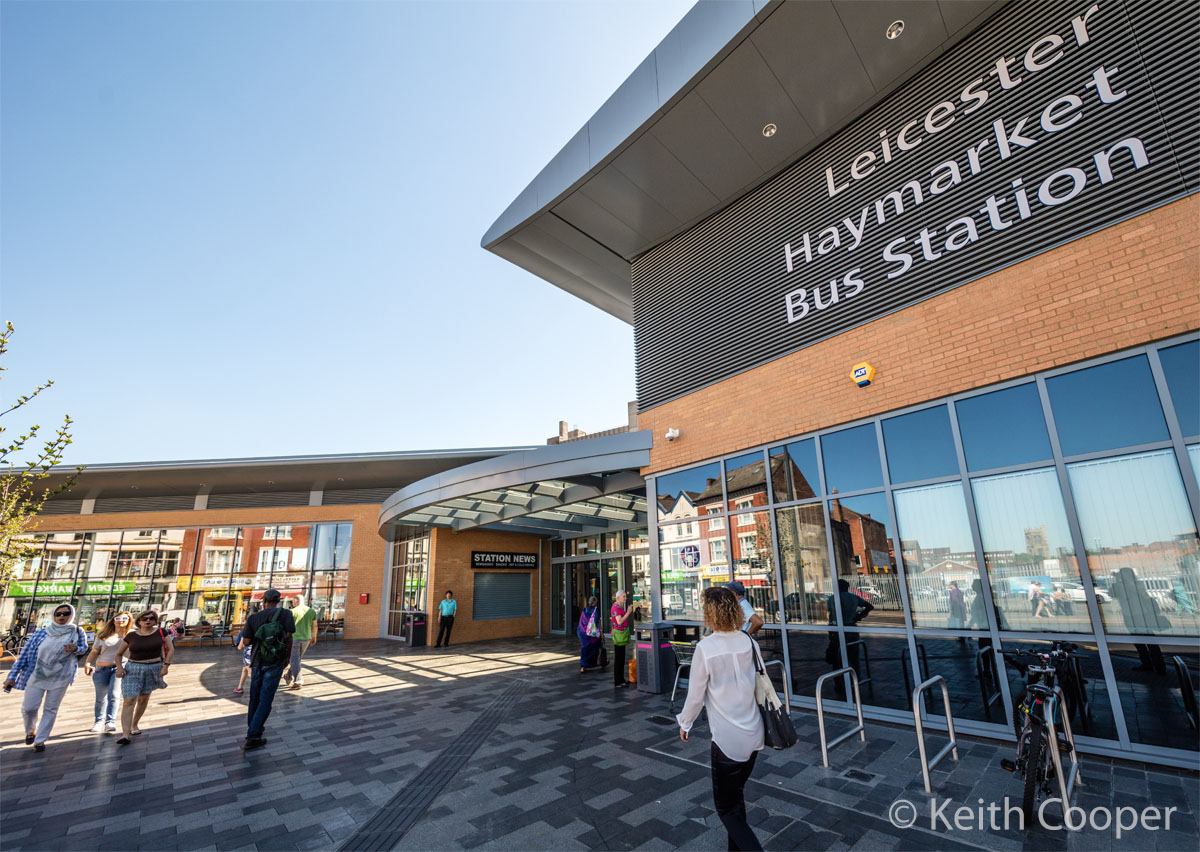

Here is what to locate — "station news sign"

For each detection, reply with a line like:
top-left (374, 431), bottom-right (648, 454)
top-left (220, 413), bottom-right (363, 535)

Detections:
top-left (631, 0), bottom-right (1197, 410)
top-left (471, 551), bottom-right (537, 569)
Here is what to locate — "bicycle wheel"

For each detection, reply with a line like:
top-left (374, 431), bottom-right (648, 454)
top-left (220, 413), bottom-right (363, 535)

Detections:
top-left (1022, 730), bottom-right (1045, 828)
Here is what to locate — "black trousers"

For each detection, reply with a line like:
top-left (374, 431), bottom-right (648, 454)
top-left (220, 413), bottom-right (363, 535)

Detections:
top-left (613, 642), bottom-right (627, 685)
top-left (435, 616), bottom-right (454, 647)
top-left (711, 742), bottom-right (762, 851)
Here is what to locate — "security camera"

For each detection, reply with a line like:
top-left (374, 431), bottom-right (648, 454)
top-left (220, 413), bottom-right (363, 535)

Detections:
top-left (665, 428), bottom-right (680, 442)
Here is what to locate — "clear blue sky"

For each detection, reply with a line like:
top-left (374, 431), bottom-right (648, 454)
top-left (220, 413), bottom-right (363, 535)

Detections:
top-left (1, 0), bottom-right (694, 465)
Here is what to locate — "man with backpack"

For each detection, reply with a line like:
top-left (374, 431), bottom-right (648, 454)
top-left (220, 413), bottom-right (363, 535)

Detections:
top-left (236, 588), bottom-right (295, 751)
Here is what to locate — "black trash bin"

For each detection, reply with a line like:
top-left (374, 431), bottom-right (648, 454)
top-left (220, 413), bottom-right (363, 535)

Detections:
top-left (405, 612), bottom-right (427, 648)
top-left (636, 622), bottom-right (677, 693)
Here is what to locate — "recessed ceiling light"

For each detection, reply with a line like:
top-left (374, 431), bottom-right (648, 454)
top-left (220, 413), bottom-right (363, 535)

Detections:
top-left (762, 123), bottom-right (778, 137)
top-left (887, 20), bottom-right (905, 39)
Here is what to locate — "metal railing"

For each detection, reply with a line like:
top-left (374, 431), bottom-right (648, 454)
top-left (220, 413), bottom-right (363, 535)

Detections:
top-left (1045, 685), bottom-right (1084, 808)
top-left (815, 666), bottom-right (865, 768)
top-left (764, 659), bottom-right (791, 714)
top-left (913, 675), bottom-right (959, 793)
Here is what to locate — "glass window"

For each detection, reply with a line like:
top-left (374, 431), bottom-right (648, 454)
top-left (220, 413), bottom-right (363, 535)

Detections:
top-left (1159, 341), bottom-right (1200, 438)
top-left (894, 482), bottom-right (981, 630)
top-left (725, 452), bottom-right (767, 513)
top-left (602, 531), bottom-right (625, 552)
top-left (1068, 450), bottom-right (1200, 637)
top-left (659, 520), bottom-right (722, 621)
top-left (730, 511), bottom-right (776, 624)
top-left (1000, 638), bottom-right (1118, 742)
top-left (630, 553), bottom-right (650, 625)
top-left (837, 632), bottom-right (913, 712)
top-left (1106, 644), bottom-right (1198, 751)
top-left (770, 439), bottom-right (820, 502)
top-left (551, 540), bottom-right (565, 559)
top-left (311, 570), bottom-right (348, 631)
top-left (775, 504), bottom-right (833, 624)
top-left (1190, 444), bottom-right (1200, 483)
top-left (971, 468), bottom-right (1093, 634)
top-left (830, 493), bottom-right (902, 627)
top-left (655, 462), bottom-right (720, 523)
top-left (333, 523), bottom-right (353, 571)
top-left (821, 423), bottom-right (883, 494)
top-left (570, 535), bottom-right (600, 557)
top-left (1046, 356), bottom-right (1169, 456)
top-left (955, 384), bottom-right (1053, 471)
top-left (881, 405), bottom-right (959, 484)
top-left (911, 634), bottom-right (1004, 725)
top-left (785, 630), bottom-right (840, 702)
top-left (627, 528), bottom-right (649, 550)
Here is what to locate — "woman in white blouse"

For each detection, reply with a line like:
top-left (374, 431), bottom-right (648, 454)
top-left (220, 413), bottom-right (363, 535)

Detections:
top-left (677, 586), bottom-right (764, 851)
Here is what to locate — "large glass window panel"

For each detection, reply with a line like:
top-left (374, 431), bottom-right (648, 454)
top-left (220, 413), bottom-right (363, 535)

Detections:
top-left (656, 462), bottom-right (720, 523)
top-left (776, 504), bottom-right (833, 624)
top-left (1000, 639), bottom-right (1118, 742)
top-left (75, 532), bottom-right (122, 635)
top-left (881, 405), bottom-right (959, 484)
top-left (841, 632), bottom-right (912, 711)
top-left (658, 520), bottom-right (719, 621)
top-left (1046, 356), bottom-right (1169, 456)
top-left (956, 384), bottom-right (1054, 472)
top-left (602, 531), bottom-right (624, 553)
top-left (1190, 445), bottom-right (1199, 482)
top-left (310, 571), bottom-right (348, 635)
top-left (2, 536), bottom-right (45, 636)
top-left (830, 493), bottom-right (903, 627)
top-left (822, 424), bottom-right (884, 494)
top-left (769, 439), bottom-right (820, 503)
top-left (971, 468), bottom-right (1092, 634)
top-left (912, 634), bottom-right (1002, 725)
top-left (44, 533), bottom-right (85, 580)
top-left (570, 535), bottom-right (600, 557)
top-left (730, 511), bottom-right (776, 624)
top-left (1159, 341), bottom-right (1199, 438)
top-left (550, 564), bottom-right (565, 632)
top-left (334, 523), bottom-right (352, 570)
top-left (1068, 450), bottom-right (1200, 637)
top-left (725, 451), bottom-right (767, 513)
top-left (894, 482), bottom-right (981, 630)
top-left (628, 528), bottom-right (649, 550)
top-left (1106, 644), bottom-right (1198, 751)
top-left (630, 553), bottom-right (650, 625)
top-left (785, 630), bottom-right (840, 702)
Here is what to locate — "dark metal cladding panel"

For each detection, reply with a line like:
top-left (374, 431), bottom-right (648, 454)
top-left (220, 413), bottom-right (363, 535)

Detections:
top-left (632, 0), bottom-right (1198, 411)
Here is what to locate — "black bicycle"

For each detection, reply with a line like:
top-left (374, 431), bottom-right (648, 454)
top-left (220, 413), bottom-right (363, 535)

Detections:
top-left (1000, 642), bottom-right (1085, 825)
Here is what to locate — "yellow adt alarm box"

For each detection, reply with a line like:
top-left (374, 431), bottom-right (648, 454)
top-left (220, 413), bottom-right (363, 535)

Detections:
top-left (851, 362), bottom-right (875, 387)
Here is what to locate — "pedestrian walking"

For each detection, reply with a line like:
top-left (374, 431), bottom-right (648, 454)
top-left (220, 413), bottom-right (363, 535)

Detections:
top-left (726, 581), bottom-right (764, 635)
top-left (577, 595), bottom-right (602, 672)
top-left (113, 610), bottom-right (174, 744)
top-left (234, 642), bottom-right (252, 694)
top-left (677, 586), bottom-right (764, 851)
top-left (237, 588), bottom-right (295, 750)
top-left (610, 590), bottom-right (631, 688)
top-left (284, 595), bottom-right (316, 690)
top-left (435, 591), bottom-right (456, 647)
top-left (83, 611), bottom-right (131, 733)
top-left (3, 602), bottom-right (88, 752)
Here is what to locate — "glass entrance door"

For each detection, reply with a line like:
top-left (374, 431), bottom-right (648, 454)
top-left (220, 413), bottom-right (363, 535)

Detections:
top-left (570, 561), bottom-right (600, 635)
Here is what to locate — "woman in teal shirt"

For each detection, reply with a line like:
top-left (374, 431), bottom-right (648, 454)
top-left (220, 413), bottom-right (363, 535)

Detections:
top-left (435, 591), bottom-right (456, 647)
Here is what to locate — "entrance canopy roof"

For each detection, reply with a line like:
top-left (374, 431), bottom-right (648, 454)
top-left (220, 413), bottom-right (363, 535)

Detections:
top-left (378, 431), bottom-right (651, 539)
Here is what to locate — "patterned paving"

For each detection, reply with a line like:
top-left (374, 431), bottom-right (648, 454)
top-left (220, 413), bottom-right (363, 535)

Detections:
top-left (1, 637), bottom-right (1196, 851)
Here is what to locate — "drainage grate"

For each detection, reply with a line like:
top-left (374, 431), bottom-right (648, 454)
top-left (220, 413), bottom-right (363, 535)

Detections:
top-left (338, 679), bottom-right (526, 851)
top-left (840, 768), bottom-right (882, 785)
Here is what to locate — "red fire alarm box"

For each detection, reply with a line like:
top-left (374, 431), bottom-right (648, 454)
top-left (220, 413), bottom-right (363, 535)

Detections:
top-left (359, 592), bottom-right (369, 605)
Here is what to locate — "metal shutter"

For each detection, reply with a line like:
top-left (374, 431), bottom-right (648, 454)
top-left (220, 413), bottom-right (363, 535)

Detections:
top-left (472, 572), bottom-right (531, 620)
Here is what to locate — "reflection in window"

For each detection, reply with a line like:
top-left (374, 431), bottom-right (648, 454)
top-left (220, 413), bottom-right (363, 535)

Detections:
top-left (894, 482), bottom-right (981, 630)
top-left (1068, 450), bottom-right (1200, 637)
top-left (1000, 638), bottom-right (1117, 740)
top-left (1106, 645), bottom-right (1198, 751)
top-left (769, 439), bottom-right (820, 503)
top-left (1046, 356), bottom-right (1169, 456)
top-left (725, 451), bottom-right (767, 513)
top-left (1158, 341), bottom-right (1199, 438)
top-left (630, 553), bottom-right (650, 625)
top-left (830, 492), bottom-right (902, 627)
top-left (822, 423), bottom-right (883, 494)
top-left (882, 406), bottom-right (959, 484)
top-left (956, 384), bottom-right (1053, 471)
top-left (972, 468), bottom-right (1092, 634)
top-left (656, 463), bottom-right (720, 523)
top-left (786, 630), bottom-right (841, 702)
top-left (731, 511), bottom-right (776, 623)
top-left (776, 504), bottom-right (832, 624)
top-left (659, 520), bottom-right (722, 621)
top-left (831, 632), bottom-right (912, 711)
top-left (912, 635), bottom-right (1003, 725)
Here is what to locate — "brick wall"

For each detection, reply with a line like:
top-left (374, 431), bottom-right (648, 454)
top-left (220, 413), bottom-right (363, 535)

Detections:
top-left (427, 528), bottom-right (550, 644)
top-left (30, 504), bottom-right (386, 640)
top-left (639, 195), bottom-right (1200, 475)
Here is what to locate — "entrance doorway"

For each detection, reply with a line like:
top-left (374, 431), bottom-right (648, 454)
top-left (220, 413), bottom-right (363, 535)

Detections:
top-left (567, 558), bottom-right (632, 634)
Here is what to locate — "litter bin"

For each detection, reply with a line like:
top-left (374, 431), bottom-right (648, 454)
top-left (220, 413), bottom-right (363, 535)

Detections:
top-left (636, 622), bottom-right (677, 693)
top-left (404, 612), bottom-right (427, 648)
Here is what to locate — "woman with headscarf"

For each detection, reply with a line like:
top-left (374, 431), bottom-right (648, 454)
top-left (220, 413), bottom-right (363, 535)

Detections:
top-left (284, 594), bottom-right (317, 690)
top-left (577, 595), bottom-right (602, 673)
top-left (83, 611), bottom-right (131, 733)
top-left (3, 603), bottom-right (88, 752)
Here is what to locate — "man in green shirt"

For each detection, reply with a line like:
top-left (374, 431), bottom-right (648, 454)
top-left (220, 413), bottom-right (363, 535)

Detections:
top-left (285, 595), bottom-right (317, 690)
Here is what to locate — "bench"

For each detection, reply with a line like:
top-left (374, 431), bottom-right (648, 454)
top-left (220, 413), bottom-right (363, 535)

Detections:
top-left (173, 625), bottom-right (214, 646)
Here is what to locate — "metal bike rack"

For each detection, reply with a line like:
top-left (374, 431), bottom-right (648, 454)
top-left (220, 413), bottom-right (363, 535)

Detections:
top-left (1045, 686), bottom-right (1084, 807)
top-left (913, 675), bottom-right (959, 793)
top-left (815, 666), bottom-right (866, 768)
top-left (844, 639), bottom-right (872, 686)
top-left (764, 659), bottom-right (791, 714)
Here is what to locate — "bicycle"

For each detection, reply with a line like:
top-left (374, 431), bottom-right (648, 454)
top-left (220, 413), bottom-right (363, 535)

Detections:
top-left (1000, 642), bottom-right (1085, 825)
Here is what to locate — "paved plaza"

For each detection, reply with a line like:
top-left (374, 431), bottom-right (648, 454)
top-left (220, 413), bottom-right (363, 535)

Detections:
top-left (1, 637), bottom-right (1197, 851)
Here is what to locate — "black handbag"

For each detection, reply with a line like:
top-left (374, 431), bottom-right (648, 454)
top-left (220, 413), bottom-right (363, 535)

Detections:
top-left (599, 643), bottom-right (609, 669)
top-left (749, 636), bottom-right (797, 750)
